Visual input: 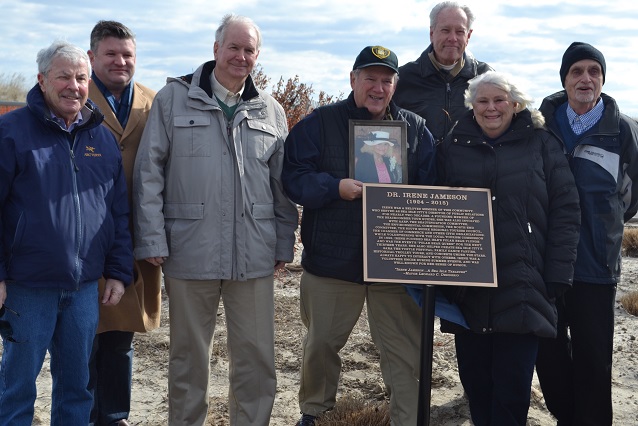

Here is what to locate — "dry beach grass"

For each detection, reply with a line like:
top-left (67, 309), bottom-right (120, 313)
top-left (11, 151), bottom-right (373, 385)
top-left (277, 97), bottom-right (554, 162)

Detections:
top-left (23, 243), bottom-right (638, 425)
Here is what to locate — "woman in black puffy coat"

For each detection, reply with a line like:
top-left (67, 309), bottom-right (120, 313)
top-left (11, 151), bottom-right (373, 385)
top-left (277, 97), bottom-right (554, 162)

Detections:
top-left (438, 71), bottom-right (581, 426)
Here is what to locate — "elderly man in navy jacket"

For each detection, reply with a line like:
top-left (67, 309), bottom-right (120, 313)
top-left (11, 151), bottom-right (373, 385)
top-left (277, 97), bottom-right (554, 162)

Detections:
top-left (536, 42), bottom-right (638, 426)
top-left (0, 40), bottom-right (132, 425)
top-left (283, 45), bottom-right (436, 426)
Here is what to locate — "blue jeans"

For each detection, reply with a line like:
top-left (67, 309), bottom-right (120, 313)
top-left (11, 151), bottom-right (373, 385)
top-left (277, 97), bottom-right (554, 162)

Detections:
top-left (0, 282), bottom-right (99, 426)
top-left (89, 330), bottom-right (134, 425)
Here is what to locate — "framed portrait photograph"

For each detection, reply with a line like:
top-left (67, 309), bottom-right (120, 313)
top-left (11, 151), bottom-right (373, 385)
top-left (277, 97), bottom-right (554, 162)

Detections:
top-left (349, 120), bottom-right (408, 184)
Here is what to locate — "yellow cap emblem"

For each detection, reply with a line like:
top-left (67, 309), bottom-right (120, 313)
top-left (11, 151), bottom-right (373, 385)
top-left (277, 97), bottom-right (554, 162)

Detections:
top-left (371, 46), bottom-right (391, 60)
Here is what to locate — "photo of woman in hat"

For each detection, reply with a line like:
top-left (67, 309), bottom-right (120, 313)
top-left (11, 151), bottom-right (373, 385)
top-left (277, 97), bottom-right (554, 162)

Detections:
top-left (354, 130), bottom-right (402, 183)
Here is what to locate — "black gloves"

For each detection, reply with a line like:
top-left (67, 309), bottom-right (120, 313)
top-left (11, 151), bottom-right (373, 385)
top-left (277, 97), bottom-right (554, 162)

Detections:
top-left (546, 282), bottom-right (570, 299)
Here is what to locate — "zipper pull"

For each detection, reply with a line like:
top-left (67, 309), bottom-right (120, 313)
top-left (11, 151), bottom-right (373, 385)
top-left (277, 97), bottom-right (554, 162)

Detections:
top-left (527, 222), bottom-right (532, 233)
top-left (70, 150), bottom-right (79, 172)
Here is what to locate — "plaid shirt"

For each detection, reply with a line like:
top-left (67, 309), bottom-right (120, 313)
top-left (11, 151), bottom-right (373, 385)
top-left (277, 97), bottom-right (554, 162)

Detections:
top-left (566, 97), bottom-right (604, 135)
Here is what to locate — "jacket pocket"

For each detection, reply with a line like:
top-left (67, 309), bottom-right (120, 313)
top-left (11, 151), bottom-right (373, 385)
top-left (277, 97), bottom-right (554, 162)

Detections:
top-left (7, 211), bottom-right (26, 270)
top-left (251, 202), bottom-right (276, 247)
top-left (172, 115), bottom-right (212, 157)
top-left (164, 203), bottom-right (205, 219)
top-left (163, 203), bottom-right (205, 255)
top-left (252, 202), bottom-right (275, 219)
top-left (244, 120), bottom-right (278, 160)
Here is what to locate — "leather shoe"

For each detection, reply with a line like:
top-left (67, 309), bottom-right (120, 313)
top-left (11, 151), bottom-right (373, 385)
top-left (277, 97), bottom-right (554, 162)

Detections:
top-left (117, 420), bottom-right (131, 426)
top-left (296, 413), bottom-right (316, 426)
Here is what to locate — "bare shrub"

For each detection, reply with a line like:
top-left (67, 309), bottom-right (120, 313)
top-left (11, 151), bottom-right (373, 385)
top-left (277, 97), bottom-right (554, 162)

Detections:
top-left (315, 395), bottom-right (390, 426)
top-left (252, 63), bottom-right (342, 131)
top-left (623, 227), bottom-right (638, 257)
top-left (620, 291), bottom-right (638, 316)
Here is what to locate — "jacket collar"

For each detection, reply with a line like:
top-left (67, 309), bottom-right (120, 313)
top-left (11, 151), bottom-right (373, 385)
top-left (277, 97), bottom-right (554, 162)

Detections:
top-left (89, 80), bottom-right (152, 140)
top-left (417, 44), bottom-right (480, 80)
top-left (540, 91), bottom-right (620, 135)
top-left (451, 108), bottom-right (535, 144)
top-left (26, 83), bottom-right (103, 132)
top-left (177, 60), bottom-right (260, 102)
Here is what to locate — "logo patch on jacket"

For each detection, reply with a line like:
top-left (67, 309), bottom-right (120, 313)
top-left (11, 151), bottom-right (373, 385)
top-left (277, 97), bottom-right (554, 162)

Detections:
top-left (84, 146), bottom-right (102, 158)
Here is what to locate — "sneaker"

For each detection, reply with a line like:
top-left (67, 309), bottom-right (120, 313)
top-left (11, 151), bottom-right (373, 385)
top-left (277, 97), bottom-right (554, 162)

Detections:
top-left (295, 413), bottom-right (317, 426)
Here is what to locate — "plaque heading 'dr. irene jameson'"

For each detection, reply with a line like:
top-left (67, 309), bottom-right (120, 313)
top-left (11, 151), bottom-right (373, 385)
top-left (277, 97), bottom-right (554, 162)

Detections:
top-left (362, 184), bottom-right (497, 287)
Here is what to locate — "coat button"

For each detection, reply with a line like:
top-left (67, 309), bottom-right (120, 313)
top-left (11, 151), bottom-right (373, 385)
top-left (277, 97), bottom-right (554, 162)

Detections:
top-left (190, 120), bottom-right (194, 124)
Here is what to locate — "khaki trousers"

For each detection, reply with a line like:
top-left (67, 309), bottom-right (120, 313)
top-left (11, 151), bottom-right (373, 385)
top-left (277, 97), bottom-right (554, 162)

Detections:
top-left (165, 276), bottom-right (276, 426)
top-left (298, 271), bottom-right (421, 426)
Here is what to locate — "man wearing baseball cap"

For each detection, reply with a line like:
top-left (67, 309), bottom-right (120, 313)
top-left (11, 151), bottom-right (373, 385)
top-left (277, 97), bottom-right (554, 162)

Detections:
top-left (282, 46), bottom-right (436, 426)
top-left (536, 42), bottom-right (638, 426)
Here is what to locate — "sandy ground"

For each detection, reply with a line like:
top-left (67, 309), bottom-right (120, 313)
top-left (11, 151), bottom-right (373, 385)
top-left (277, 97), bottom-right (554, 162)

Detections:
top-left (26, 256), bottom-right (638, 425)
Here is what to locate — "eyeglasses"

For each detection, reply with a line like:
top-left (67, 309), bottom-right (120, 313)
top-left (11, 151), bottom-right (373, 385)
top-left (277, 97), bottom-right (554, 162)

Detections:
top-left (0, 305), bottom-right (20, 343)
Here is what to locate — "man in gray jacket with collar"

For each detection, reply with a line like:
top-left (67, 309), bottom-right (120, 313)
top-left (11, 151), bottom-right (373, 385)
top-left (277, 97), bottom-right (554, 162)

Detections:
top-left (133, 13), bottom-right (298, 426)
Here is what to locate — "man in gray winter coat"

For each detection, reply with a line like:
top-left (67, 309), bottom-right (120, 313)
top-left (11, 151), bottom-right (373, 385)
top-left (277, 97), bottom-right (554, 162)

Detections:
top-left (133, 13), bottom-right (298, 426)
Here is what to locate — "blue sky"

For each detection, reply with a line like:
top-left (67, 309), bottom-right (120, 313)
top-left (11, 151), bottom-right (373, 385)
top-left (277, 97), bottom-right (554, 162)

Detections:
top-left (2, 0), bottom-right (637, 117)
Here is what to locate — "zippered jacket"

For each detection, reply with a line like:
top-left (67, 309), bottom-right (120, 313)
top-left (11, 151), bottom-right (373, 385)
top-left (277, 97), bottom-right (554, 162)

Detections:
top-left (0, 84), bottom-right (133, 289)
top-left (282, 93), bottom-right (436, 284)
top-left (540, 92), bottom-right (638, 284)
top-left (393, 45), bottom-right (492, 143)
top-left (438, 109), bottom-right (580, 337)
top-left (133, 61), bottom-right (298, 280)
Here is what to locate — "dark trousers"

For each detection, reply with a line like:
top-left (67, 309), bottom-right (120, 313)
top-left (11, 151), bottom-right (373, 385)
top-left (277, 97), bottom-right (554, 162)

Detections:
top-left (88, 330), bottom-right (135, 425)
top-left (455, 332), bottom-right (539, 426)
top-left (536, 282), bottom-right (616, 426)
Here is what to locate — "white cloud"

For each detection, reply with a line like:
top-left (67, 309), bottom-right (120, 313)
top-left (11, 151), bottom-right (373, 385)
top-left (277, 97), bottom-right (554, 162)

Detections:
top-left (1, 0), bottom-right (637, 117)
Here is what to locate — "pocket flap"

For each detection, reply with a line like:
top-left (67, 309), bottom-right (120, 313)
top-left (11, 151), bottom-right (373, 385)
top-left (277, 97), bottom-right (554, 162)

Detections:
top-left (252, 203), bottom-right (275, 219)
top-left (174, 115), bottom-right (210, 127)
top-left (164, 203), bottom-right (204, 219)
top-left (246, 119), bottom-right (277, 136)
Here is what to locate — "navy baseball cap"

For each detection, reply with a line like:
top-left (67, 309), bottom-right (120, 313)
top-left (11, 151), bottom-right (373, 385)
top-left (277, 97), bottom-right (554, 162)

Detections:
top-left (353, 45), bottom-right (399, 73)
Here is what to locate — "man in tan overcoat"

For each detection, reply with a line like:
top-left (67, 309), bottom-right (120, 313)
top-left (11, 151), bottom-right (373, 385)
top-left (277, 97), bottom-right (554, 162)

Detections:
top-left (86, 20), bottom-right (162, 426)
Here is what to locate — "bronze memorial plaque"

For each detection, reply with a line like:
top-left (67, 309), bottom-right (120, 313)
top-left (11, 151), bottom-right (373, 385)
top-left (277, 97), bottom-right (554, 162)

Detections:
top-left (362, 184), bottom-right (497, 287)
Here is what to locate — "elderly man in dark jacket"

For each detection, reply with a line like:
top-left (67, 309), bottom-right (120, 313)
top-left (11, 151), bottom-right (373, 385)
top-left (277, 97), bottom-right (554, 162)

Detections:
top-left (283, 46), bottom-right (436, 426)
top-left (536, 42), bottom-right (638, 426)
top-left (393, 1), bottom-right (491, 143)
top-left (0, 40), bottom-right (132, 425)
